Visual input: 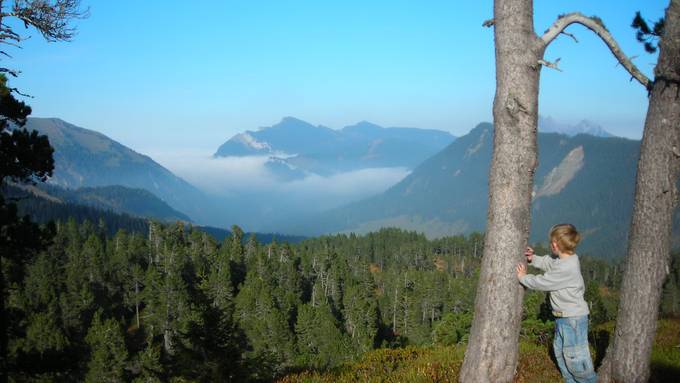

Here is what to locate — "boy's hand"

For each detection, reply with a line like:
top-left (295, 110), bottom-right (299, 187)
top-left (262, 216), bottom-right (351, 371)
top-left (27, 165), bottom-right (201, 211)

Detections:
top-left (516, 263), bottom-right (527, 280)
top-left (524, 246), bottom-right (534, 262)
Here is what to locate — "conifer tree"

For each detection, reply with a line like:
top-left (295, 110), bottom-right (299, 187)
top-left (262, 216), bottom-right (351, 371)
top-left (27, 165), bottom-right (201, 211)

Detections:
top-left (234, 269), bottom-right (294, 372)
top-left (84, 311), bottom-right (128, 383)
top-left (342, 271), bottom-right (378, 353)
top-left (295, 302), bottom-right (351, 369)
top-left (20, 251), bottom-right (68, 358)
top-left (132, 342), bottom-right (163, 383)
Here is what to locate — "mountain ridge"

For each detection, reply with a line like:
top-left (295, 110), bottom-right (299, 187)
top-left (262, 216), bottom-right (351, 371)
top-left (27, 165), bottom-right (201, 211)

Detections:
top-left (283, 122), bottom-right (676, 258)
top-left (24, 117), bottom-right (229, 226)
top-left (538, 116), bottom-right (614, 137)
top-left (214, 117), bottom-right (456, 177)
top-left (11, 183), bottom-right (193, 222)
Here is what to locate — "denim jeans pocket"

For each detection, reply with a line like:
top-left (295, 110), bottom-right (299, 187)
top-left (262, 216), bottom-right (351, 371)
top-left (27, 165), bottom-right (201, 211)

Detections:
top-left (563, 345), bottom-right (595, 379)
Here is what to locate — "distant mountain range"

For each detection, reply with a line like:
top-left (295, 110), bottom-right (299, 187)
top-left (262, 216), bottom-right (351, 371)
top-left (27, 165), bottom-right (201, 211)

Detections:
top-left (214, 117), bottom-right (456, 178)
top-left (20, 115), bottom-right (663, 258)
top-left (24, 117), bottom-right (230, 226)
top-left (538, 116), bottom-right (614, 137)
top-left (284, 123), bottom-right (678, 258)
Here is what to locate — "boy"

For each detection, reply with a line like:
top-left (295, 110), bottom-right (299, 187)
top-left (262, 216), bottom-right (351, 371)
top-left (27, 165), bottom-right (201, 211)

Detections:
top-left (516, 223), bottom-right (597, 383)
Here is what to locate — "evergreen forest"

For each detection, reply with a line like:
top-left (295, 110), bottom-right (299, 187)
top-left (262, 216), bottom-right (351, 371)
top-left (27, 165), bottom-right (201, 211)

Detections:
top-left (4, 217), bottom-right (680, 382)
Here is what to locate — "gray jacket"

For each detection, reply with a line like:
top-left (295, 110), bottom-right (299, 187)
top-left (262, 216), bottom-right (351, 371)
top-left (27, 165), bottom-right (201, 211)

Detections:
top-left (520, 254), bottom-right (590, 317)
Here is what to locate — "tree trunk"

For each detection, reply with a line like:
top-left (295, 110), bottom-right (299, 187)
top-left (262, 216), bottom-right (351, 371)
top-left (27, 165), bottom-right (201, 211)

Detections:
top-left (135, 280), bottom-right (140, 328)
top-left (393, 286), bottom-right (398, 333)
top-left (459, 0), bottom-right (543, 381)
top-left (599, 2), bottom-right (680, 381)
top-left (0, 256), bottom-right (6, 383)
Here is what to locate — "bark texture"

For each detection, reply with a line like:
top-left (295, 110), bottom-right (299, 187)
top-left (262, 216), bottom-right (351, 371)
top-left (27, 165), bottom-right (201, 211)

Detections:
top-left (459, 0), bottom-right (544, 381)
top-left (599, 2), bottom-right (680, 382)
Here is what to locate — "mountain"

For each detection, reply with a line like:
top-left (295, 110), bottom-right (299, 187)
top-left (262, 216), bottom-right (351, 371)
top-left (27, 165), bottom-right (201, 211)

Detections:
top-left (10, 183), bottom-right (191, 222)
top-left (216, 117), bottom-right (340, 157)
top-left (539, 116), bottom-right (614, 137)
top-left (24, 117), bottom-right (227, 225)
top-left (214, 117), bottom-right (456, 176)
top-left (264, 156), bottom-right (309, 182)
top-left (290, 123), bottom-right (679, 258)
top-left (4, 183), bottom-right (305, 244)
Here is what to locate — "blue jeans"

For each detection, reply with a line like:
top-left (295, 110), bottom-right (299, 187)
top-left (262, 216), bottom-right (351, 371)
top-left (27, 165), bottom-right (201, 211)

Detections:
top-left (554, 315), bottom-right (597, 383)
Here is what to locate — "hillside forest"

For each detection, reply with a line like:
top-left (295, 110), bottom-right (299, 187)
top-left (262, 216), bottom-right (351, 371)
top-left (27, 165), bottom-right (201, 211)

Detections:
top-left (4, 218), bottom-right (680, 381)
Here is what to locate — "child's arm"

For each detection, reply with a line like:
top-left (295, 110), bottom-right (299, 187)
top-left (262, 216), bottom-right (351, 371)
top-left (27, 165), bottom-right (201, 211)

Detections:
top-left (525, 247), bottom-right (554, 272)
top-left (524, 246), bottom-right (552, 271)
top-left (530, 255), bottom-right (556, 272)
top-left (516, 262), bottom-right (572, 291)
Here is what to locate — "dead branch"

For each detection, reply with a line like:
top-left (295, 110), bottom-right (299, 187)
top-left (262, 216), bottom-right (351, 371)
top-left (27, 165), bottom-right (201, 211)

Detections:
top-left (541, 12), bottom-right (651, 89)
top-left (7, 86), bottom-right (32, 97)
top-left (561, 31), bottom-right (578, 43)
top-left (4, 0), bottom-right (88, 42)
top-left (616, 55), bottom-right (638, 68)
top-left (0, 39), bottom-right (21, 48)
top-left (538, 58), bottom-right (562, 72)
top-left (0, 67), bottom-right (19, 76)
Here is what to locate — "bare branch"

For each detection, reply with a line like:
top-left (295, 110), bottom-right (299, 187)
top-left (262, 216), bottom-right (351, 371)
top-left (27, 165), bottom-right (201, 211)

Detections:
top-left (483, 18), bottom-right (495, 28)
top-left (541, 12), bottom-right (652, 89)
top-left (9, 0), bottom-right (88, 42)
top-left (616, 55), bottom-right (638, 68)
top-left (0, 39), bottom-right (21, 48)
top-left (560, 31), bottom-right (578, 43)
top-left (8, 87), bottom-right (32, 97)
top-left (538, 58), bottom-right (562, 72)
top-left (0, 25), bottom-right (22, 40)
top-left (0, 67), bottom-right (19, 76)
top-left (0, 32), bottom-right (22, 42)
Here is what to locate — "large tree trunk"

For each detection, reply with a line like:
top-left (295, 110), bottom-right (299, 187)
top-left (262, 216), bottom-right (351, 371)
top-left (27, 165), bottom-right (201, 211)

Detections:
top-left (459, 0), bottom-right (543, 381)
top-left (0, 255), bottom-right (6, 383)
top-left (599, 1), bottom-right (680, 382)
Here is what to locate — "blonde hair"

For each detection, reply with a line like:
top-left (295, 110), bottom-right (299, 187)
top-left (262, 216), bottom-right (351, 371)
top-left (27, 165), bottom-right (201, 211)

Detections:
top-left (549, 224), bottom-right (581, 254)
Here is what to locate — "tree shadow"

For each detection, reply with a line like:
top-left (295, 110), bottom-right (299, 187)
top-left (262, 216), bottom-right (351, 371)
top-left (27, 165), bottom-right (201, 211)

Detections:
top-left (591, 328), bottom-right (610, 369)
top-left (589, 328), bottom-right (680, 382)
top-left (650, 363), bottom-right (680, 383)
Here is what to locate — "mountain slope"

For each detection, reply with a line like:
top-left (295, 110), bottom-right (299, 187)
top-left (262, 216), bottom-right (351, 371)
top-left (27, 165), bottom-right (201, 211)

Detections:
top-left (12, 183), bottom-right (192, 222)
top-left (25, 117), bottom-right (225, 225)
top-left (292, 123), bottom-right (676, 257)
top-left (4, 183), bottom-right (304, 244)
top-left (214, 117), bottom-right (456, 176)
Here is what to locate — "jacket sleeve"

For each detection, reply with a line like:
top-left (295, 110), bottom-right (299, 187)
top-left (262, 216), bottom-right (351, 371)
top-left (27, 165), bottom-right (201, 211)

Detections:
top-left (530, 255), bottom-right (555, 272)
top-left (520, 263), bottom-right (573, 292)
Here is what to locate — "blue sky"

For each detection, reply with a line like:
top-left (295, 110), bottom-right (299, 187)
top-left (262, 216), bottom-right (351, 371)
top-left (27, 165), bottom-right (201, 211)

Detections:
top-left (6, 0), bottom-right (667, 153)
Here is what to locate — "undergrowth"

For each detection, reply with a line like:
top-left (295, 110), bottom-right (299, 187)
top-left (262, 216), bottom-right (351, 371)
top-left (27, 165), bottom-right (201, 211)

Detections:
top-left (279, 319), bottom-right (680, 383)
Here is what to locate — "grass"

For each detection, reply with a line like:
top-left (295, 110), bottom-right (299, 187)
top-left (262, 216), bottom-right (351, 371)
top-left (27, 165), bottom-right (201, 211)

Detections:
top-left (278, 319), bottom-right (680, 383)
top-left (649, 319), bottom-right (680, 383)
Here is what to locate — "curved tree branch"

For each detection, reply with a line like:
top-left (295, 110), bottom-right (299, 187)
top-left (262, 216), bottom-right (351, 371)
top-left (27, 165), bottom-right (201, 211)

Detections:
top-left (541, 12), bottom-right (652, 90)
